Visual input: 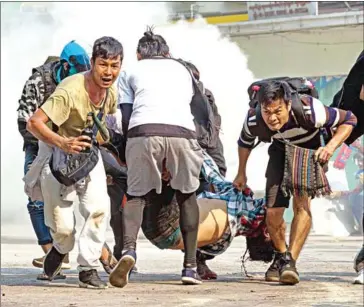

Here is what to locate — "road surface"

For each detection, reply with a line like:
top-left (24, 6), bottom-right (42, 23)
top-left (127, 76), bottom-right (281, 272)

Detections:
top-left (1, 233), bottom-right (363, 307)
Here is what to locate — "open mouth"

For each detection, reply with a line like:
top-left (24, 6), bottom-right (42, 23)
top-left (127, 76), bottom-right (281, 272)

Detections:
top-left (269, 123), bottom-right (279, 127)
top-left (101, 77), bottom-right (112, 83)
top-left (268, 123), bottom-right (280, 130)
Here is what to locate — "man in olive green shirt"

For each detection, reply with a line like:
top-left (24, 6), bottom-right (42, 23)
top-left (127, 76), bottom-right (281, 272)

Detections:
top-left (27, 36), bottom-right (123, 289)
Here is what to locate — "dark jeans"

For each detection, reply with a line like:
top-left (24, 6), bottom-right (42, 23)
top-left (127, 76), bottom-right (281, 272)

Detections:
top-left (24, 144), bottom-right (52, 246)
top-left (107, 178), bottom-right (126, 261)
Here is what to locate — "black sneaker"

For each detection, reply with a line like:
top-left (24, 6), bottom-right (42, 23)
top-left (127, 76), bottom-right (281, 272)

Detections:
top-left (265, 251), bottom-right (285, 282)
top-left (354, 245), bottom-right (364, 273)
top-left (43, 247), bottom-right (66, 281)
top-left (279, 252), bottom-right (299, 285)
top-left (109, 250), bottom-right (136, 288)
top-left (79, 269), bottom-right (108, 289)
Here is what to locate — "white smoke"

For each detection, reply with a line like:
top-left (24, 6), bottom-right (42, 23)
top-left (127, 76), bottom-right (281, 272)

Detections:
top-left (1, 2), bottom-right (259, 227)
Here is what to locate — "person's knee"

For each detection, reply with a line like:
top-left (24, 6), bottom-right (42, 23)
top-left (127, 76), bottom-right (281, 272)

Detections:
top-left (266, 208), bottom-right (285, 226)
top-left (27, 200), bottom-right (44, 214)
top-left (180, 209), bottom-right (199, 233)
top-left (293, 196), bottom-right (311, 216)
top-left (176, 192), bottom-right (199, 232)
top-left (88, 209), bottom-right (108, 231)
top-left (83, 194), bottom-right (110, 223)
top-left (180, 220), bottom-right (199, 233)
top-left (52, 225), bottom-right (76, 251)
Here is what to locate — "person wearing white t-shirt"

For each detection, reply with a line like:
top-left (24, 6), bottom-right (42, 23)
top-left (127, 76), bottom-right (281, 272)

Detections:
top-left (109, 29), bottom-right (203, 288)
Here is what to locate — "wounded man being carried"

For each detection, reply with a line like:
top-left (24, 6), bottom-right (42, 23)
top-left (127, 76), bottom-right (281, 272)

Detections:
top-left (102, 148), bottom-right (273, 279)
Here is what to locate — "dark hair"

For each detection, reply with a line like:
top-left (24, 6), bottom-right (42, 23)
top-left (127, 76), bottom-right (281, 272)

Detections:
top-left (241, 223), bottom-right (274, 277)
top-left (92, 36), bottom-right (123, 62)
top-left (258, 81), bottom-right (292, 106)
top-left (183, 61), bottom-right (200, 80)
top-left (137, 26), bottom-right (169, 59)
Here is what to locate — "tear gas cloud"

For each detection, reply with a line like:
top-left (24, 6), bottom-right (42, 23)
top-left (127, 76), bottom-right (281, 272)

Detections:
top-left (1, 2), bottom-right (262, 226)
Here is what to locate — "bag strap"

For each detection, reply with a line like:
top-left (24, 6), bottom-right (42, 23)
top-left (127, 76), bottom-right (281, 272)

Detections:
top-left (276, 128), bottom-right (326, 148)
top-left (92, 89), bottom-right (109, 137)
top-left (169, 58), bottom-right (200, 90)
top-left (319, 129), bottom-right (326, 147)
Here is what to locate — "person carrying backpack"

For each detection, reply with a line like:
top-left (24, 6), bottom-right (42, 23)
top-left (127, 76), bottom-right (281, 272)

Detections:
top-left (25, 36), bottom-right (124, 289)
top-left (110, 28), bottom-right (207, 288)
top-left (233, 79), bottom-right (357, 285)
top-left (17, 41), bottom-right (91, 280)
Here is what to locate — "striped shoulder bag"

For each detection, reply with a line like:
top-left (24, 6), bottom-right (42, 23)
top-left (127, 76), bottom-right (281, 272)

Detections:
top-left (279, 130), bottom-right (332, 198)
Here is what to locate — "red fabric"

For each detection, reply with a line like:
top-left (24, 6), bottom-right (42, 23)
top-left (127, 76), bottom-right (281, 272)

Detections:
top-left (334, 144), bottom-right (352, 169)
top-left (120, 194), bottom-right (127, 209)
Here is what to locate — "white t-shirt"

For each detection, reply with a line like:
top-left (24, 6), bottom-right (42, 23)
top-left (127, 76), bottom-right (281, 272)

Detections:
top-left (117, 58), bottom-right (195, 131)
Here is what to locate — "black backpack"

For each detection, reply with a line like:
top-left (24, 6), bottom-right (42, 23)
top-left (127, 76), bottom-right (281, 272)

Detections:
top-left (248, 76), bottom-right (319, 109)
top-left (189, 78), bottom-right (219, 149)
top-left (247, 78), bottom-right (327, 145)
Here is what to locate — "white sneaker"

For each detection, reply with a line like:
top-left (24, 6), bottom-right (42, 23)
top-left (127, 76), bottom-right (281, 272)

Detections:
top-left (354, 269), bottom-right (364, 284)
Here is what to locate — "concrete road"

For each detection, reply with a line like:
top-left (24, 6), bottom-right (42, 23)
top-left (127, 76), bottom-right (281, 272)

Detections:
top-left (1, 234), bottom-right (363, 307)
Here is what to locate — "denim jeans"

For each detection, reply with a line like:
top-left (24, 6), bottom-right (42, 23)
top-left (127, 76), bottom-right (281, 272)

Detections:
top-left (24, 144), bottom-right (52, 246)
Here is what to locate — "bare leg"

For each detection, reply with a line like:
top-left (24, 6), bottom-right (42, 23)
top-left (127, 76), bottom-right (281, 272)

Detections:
top-left (288, 196), bottom-right (312, 260)
top-left (266, 207), bottom-right (287, 253)
top-left (196, 251), bottom-right (217, 280)
top-left (264, 207), bottom-right (288, 282)
top-left (41, 243), bottom-right (53, 254)
top-left (99, 243), bottom-right (118, 274)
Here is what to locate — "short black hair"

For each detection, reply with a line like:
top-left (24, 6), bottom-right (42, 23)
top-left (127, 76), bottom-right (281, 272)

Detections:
top-left (183, 61), bottom-right (200, 80)
top-left (137, 26), bottom-right (169, 59)
top-left (92, 36), bottom-right (123, 62)
top-left (257, 81), bottom-right (292, 106)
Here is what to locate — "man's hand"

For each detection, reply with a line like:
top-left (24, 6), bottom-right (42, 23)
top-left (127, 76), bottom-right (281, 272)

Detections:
top-left (314, 145), bottom-right (335, 164)
top-left (233, 173), bottom-right (247, 191)
top-left (60, 135), bottom-right (92, 154)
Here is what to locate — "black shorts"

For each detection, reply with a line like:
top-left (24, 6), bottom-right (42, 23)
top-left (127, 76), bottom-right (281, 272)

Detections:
top-left (265, 143), bottom-right (290, 208)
